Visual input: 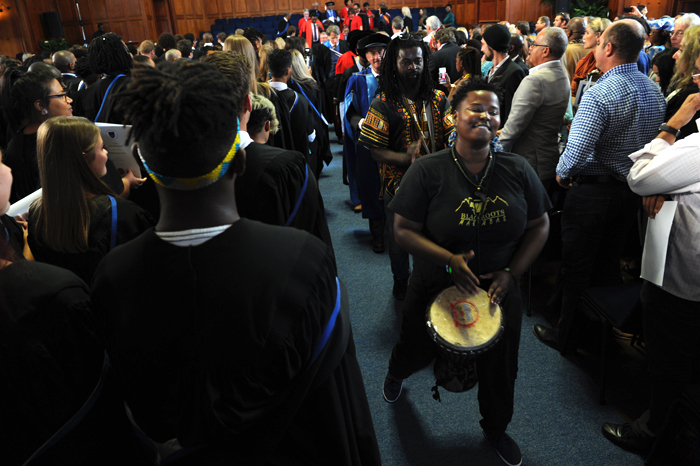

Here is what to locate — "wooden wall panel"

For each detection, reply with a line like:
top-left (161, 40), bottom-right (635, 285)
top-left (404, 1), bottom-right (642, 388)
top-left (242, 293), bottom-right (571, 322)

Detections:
top-left (479, 0), bottom-right (497, 21)
top-left (0, 8), bottom-right (29, 56)
top-left (505, 0), bottom-right (551, 25)
top-left (278, 0), bottom-right (290, 12)
top-left (2, 0), bottom-right (554, 55)
top-left (220, 0), bottom-right (234, 16)
top-left (608, 0), bottom-right (676, 19)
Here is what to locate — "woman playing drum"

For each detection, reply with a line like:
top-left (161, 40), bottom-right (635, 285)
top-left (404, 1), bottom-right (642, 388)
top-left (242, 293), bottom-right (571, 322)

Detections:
top-left (382, 77), bottom-right (551, 466)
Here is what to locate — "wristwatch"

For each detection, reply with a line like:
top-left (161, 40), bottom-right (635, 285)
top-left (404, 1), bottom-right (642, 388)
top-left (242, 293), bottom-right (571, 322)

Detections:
top-left (659, 123), bottom-right (680, 138)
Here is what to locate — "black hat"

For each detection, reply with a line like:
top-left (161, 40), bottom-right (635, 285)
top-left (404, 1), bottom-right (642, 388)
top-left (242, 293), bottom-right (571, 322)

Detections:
top-left (347, 29), bottom-right (371, 53)
top-left (309, 9), bottom-right (319, 17)
top-left (325, 1), bottom-right (335, 6)
top-left (243, 27), bottom-right (263, 41)
top-left (357, 32), bottom-right (391, 57)
top-left (482, 24), bottom-right (510, 54)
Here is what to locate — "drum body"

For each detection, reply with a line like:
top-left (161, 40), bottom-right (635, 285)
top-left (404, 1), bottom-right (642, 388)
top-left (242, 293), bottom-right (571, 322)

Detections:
top-left (426, 286), bottom-right (504, 364)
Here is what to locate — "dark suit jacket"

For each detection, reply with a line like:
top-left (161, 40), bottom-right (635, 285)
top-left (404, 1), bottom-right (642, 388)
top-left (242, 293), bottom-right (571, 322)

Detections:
top-left (277, 18), bottom-right (290, 36)
top-left (429, 42), bottom-right (460, 94)
top-left (61, 73), bottom-right (82, 94)
top-left (488, 56), bottom-right (528, 128)
top-left (513, 56), bottom-right (529, 73)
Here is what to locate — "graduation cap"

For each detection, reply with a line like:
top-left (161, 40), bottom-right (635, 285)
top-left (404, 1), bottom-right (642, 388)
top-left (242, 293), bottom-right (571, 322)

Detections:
top-left (347, 29), bottom-right (371, 54)
top-left (357, 32), bottom-right (390, 57)
top-left (325, 2), bottom-right (335, 6)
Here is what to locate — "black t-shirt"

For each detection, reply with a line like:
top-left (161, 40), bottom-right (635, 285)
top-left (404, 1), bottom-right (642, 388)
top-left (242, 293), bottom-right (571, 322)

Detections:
top-left (388, 149), bottom-right (551, 292)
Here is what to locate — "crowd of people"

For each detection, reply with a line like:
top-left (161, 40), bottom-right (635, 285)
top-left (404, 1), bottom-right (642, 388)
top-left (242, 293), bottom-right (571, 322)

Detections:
top-left (1, 3), bottom-right (699, 466)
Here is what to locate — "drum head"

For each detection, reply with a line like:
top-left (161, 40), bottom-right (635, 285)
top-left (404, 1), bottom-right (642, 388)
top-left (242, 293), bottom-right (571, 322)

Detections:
top-left (426, 286), bottom-right (503, 355)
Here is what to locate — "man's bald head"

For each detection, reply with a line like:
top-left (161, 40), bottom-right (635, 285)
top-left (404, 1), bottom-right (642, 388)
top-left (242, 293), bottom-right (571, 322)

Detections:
top-left (603, 19), bottom-right (645, 63)
top-left (165, 49), bottom-right (182, 62)
top-left (567, 17), bottom-right (587, 39)
top-left (52, 50), bottom-right (76, 73)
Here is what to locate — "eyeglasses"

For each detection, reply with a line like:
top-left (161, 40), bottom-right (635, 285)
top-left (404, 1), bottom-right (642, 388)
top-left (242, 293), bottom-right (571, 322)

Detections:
top-left (529, 43), bottom-right (548, 49)
top-left (47, 93), bottom-right (69, 102)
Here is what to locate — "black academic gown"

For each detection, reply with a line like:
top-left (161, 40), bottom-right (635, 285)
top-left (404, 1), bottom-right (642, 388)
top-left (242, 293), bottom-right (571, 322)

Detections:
top-left (275, 86), bottom-right (315, 171)
top-left (0, 261), bottom-right (142, 465)
top-left (236, 141), bottom-right (334, 260)
top-left (91, 221), bottom-right (382, 465)
top-left (289, 80), bottom-right (332, 178)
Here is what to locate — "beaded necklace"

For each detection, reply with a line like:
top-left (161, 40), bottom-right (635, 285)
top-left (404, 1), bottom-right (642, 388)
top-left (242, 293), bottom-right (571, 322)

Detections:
top-left (451, 145), bottom-right (493, 202)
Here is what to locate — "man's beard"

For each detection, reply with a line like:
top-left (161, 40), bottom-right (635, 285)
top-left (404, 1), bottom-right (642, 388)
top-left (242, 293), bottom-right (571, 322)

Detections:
top-left (398, 70), bottom-right (422, 96)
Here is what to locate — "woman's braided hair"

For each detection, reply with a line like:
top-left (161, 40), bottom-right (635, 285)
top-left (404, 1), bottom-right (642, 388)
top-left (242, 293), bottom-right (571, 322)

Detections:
top-left (88, 32), bottom-right (133, 76)
top-left (115, 61), bottom-right (239, 178)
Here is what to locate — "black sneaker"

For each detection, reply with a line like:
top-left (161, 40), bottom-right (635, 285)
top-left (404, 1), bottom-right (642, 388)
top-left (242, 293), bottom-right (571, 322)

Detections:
top-left (372, 235), bottom-right (385, 254)
top-left (392, 276), bottom-right (408, 300)
top-left (383, 373), bottom-right (403, 403)
top-left (484, 432), bottom-right (522, 466)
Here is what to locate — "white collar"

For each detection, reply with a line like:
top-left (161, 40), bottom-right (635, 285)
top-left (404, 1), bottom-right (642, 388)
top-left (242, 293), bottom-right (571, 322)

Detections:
top-left (489, 55), bottom-right (510, 75)
top-left (529, 59), bottom-right (561, 74)
top-left (371, 68), bottom-right (379, 79)
top-left (268, 80), bottom-right (288, 91)
top-left (238, 130), bottom-right (253, 149)
top-left (62, 72), bottom-right (77, 77)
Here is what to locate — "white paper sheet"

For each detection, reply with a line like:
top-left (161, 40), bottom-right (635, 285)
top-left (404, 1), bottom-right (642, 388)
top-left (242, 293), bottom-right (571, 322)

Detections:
top-left (6, 188), bottom-right (42, 218)
top-left (640, 200), bottom-right (678, 287)
top-left (95, 123), bottom-right (141, 177)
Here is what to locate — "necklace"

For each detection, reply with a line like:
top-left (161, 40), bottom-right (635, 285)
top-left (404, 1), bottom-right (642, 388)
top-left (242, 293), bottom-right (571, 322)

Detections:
top-left (451, 145), bottom-right (493, 201)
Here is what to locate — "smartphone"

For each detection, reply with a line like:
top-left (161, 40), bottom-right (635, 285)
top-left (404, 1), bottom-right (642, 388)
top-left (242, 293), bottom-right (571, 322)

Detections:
top-left (623, 6), bottom-right (633, 12)
top-left (439, 67), bottom-right (448, 84)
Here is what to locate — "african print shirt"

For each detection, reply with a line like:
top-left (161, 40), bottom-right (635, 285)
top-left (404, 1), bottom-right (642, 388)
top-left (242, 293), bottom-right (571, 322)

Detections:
top-left (358, 89), bottom-right (454, 197)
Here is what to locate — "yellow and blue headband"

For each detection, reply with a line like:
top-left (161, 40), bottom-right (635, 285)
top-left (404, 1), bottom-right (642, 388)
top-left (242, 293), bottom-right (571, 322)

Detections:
top-left (138, 120), bottom-right (241, 191)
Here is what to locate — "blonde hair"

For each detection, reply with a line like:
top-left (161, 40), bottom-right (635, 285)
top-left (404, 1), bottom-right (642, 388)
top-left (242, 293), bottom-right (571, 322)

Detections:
top-left (35, 117), bottom-right (113, 253)
top-left (588, 17), bottom-right (611, 35)
top-left (223, 36), bottom-right (259, 94)
top-left (402, 6), bottom-right (411, 17)
top-left (670, 25), bottom-right (700, 91)
top-left (258, 45), bottom-right (273, 82)
top-left (248, 93), bottom-right (279, 137)
top-left (290, 49), bottom-right (317, 90)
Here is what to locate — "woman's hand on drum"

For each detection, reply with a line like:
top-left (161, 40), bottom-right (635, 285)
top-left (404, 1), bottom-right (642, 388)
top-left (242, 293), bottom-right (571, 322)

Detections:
top-left (450, 251), bottom-right (480, 296)
top-left (480, 270), bottom-right (514, 305)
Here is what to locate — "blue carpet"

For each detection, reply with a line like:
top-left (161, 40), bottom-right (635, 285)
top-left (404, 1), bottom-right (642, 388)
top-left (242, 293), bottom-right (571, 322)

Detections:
top-left (319, 141), bottom-right (642, 465)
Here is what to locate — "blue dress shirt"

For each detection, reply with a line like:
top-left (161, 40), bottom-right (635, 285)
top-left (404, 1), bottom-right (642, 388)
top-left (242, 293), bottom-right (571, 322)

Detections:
top-left (557, 63), bottom-right (666, 181)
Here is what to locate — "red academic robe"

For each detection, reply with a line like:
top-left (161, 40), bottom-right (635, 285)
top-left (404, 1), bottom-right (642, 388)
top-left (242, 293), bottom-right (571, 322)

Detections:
top-left (302, 20), bottom-right (325, 48)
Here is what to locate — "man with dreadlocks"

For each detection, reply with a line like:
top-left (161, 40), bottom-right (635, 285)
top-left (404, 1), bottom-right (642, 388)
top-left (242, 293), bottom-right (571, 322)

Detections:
top-left (358, 34), bottom-right (454, 301)
top-left (92, 61), bottom-right (381, 464)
